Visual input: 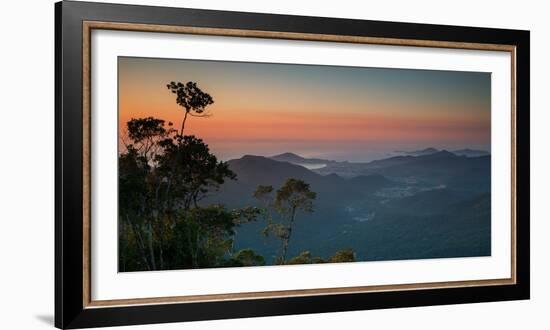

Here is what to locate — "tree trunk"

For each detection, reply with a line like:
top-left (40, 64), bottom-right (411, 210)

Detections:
top-left (180, 110), bottom-right (189, 136)
top-left (119, 221), bottom-right (126, 272)
top-left (147, 220), bottom-right (157, 270)
top-left (194, 231), bottom-right (201, 268)
top-left (125, 215), bottom-right (151, 270)
top-left (186, 229), bottom-right (196, 268)
top-left (281, 206), bottom-right (297, 263)
top-left (159, 238), bottom-right (164, 270)
top-left (154, 181), bottom-right (165, 270)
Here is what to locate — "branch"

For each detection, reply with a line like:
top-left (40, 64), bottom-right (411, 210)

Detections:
top-left (188, 112), bottom-right (212, 118)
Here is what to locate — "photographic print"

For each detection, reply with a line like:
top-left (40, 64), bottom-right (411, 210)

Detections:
top-left (56, 5), bottom-right (529, 327)
top-left (118, 57), bottom-right (491, 272)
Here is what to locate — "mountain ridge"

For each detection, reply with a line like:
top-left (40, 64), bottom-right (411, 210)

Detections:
top-left (262, 148), bottom-right (490, 171)
top-left (269, 152), bottom-right (334, 165)
top-left (207, 151), bottom-right (491, 263)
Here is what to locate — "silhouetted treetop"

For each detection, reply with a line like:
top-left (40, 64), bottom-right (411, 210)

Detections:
top-left (167, 81), bottom-right (214, 135)
top-left (124, 117), bottom-right (176, 162)
top-left (275, 178), bottom-right (316, 215)
top-left (127, 117), bottom-right (169, 142)
top-left (157, 134), bottom-right (236, 209)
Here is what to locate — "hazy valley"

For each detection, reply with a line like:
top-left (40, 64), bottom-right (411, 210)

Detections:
top-left (203, 148), bottom-right (492, 264)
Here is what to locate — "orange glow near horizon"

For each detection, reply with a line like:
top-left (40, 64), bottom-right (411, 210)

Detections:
top-left (118, 57), bottom-right (491, 162)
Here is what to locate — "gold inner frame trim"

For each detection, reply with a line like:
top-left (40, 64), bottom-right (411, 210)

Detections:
top-left (82, 20), bottom-right (517, 309)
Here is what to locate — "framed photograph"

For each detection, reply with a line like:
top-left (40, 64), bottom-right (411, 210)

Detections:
top-left (55, 1), bottom-right (530, 328)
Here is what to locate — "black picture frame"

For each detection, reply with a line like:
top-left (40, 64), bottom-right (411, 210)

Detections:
top-left (55, 1), bottom-right (530, 328)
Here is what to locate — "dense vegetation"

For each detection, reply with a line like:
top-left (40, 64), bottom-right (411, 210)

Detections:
top-left (118, 82), bottom-right (355, 271)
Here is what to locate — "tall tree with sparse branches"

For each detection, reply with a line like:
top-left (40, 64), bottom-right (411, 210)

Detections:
top-left (275, 179), bottom-right (316, 263)
top-left (255, 179), bottom-right (316, 264)
top-left (166, 81), bottom-right (214, 135)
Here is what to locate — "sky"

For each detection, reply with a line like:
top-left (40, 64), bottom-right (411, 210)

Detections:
top-left (118, 57), bottom-right (491, 162)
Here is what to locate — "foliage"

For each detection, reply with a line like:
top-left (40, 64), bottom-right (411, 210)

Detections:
top-left (122, 117), bottom-right (176, 161)
top-left (118, 81), bottom-right (239, 271)
top-left (326, 248), bottom-right (356, 263)
top-left (119, 81), bottom-right (357, 271)
top-left (285, 251), bottom-right (323, 265)
top-left (286, 249), bottom-right (355, 265)
top-left (170, 205), bottom-right (236, 269)
top-left (156, 134), bottom-right (237, 210)
top-left (274, 178), bottom-right (316, 215)
top-left (166, 81), bottom-right (214, 135)
top-left (253, 185), bottom-right (274, 207)
top-left (228, 249), bottom-right (266, 267)
top-left (255, 179), bottom-right (317, 264)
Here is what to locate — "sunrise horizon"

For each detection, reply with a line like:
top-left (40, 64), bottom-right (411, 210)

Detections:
top-left (118, 56), bottom-right (491, 162)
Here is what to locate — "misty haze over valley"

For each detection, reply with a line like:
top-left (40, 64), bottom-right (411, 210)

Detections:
top-left (204, 147), bottom-right (491, 263)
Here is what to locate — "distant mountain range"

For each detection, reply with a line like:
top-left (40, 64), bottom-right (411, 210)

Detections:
top-left (452, 148), bottom-right (491, 157)
top-left (268, 149), bottom-right (489, 175)
top-left (270, 152), bottom-right (335, 165)
top-left (227, 150), bottom-right (490, 191)
top-left (395, 147), bottom-right (489, 158)
top-left (213, 155), bottom-right (392, 207)
top-left (395, 147), bottom-right (440, 156)
top-left (313, 150), bottom-right (490, 184)
top-left (203, 149), bottom-right (491, 264)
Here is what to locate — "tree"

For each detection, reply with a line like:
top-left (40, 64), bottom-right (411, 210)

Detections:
top-left (286, 251), bottom-right (324, 265)
top-left (171, 205), bottom-right (235, 268)
top-left (119, 146), bottom-right (154, 270)
top-left (119, 118), bottom-right (175, 271)
top-left (166, 81), bottom-right (214, 135)
top-left (326, 248), bottom-right (355, 263)
top-left (119, 115), bottom-right (240, 270)
top-left (119, 81), bottom-right (353, 271)
top-left (286, 249), bottom-right (356, 265)
top-left (275, 179), bottom-right (316, 263)
top-left (228, 249), bottom-right (266, 267)
top-left (122, 117), bottom-right (175, 161)
top-left (166, 205), bottom-right (262, 269)
top-left (120, 79), bottom-right (232, 271)
top-left (254, 179), bottom-right (316, 264)
top-left (253, 185), bottom-right (274, 207)
top-left (156, 135), bottom-right (236, 211)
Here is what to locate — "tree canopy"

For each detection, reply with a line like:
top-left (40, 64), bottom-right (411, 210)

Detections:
top-left (166, 81), bottom-right (214, 135)
top-left (119, 81), bottom-right (355, 271)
